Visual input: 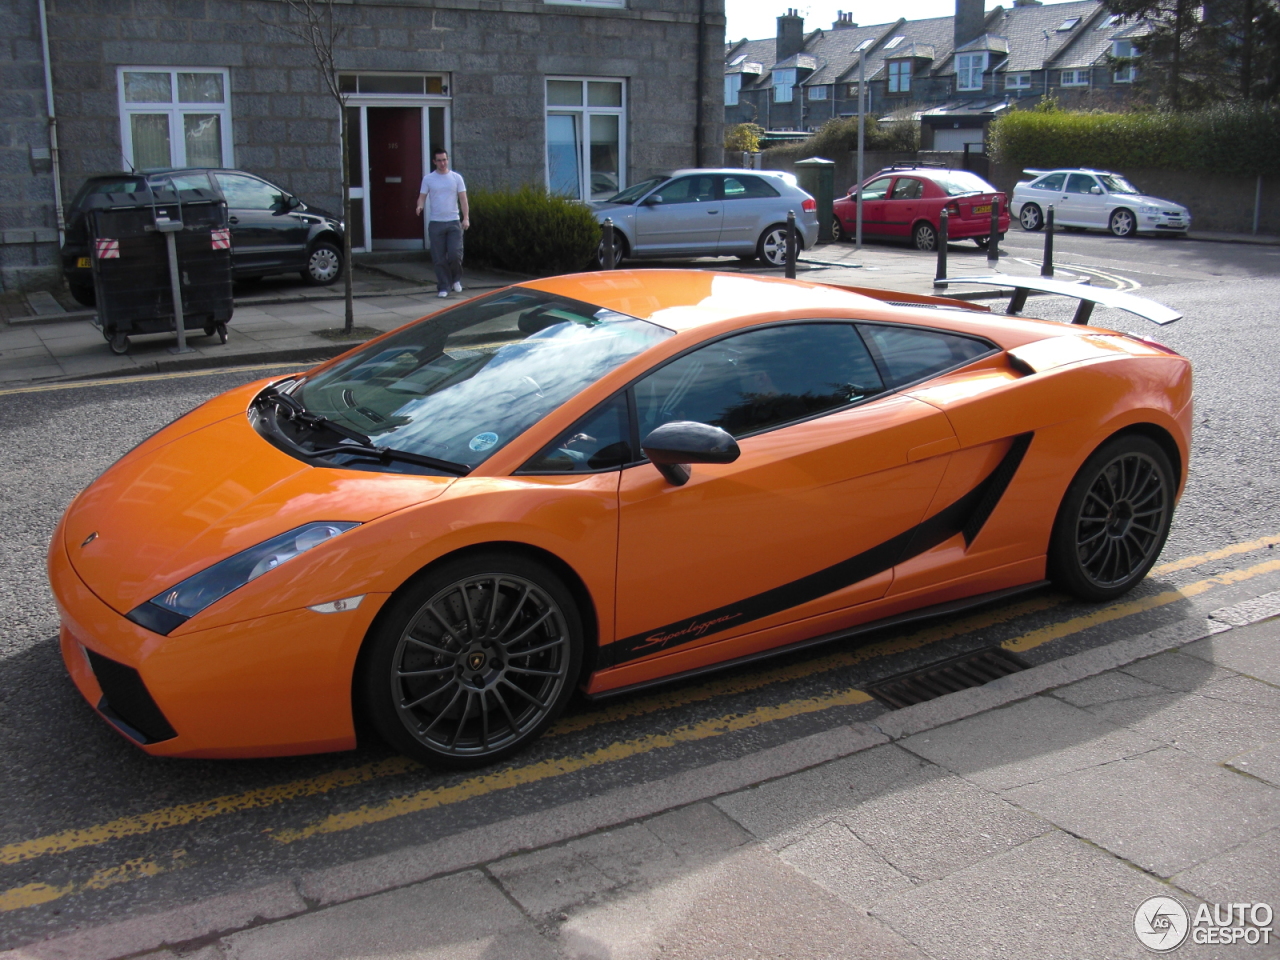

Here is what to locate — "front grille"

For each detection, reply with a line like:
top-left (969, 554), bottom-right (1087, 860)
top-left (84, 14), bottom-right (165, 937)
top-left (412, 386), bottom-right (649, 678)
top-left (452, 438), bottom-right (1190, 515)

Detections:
top-left (866, 647), bottom-right (1029, 708)
top-left (84, 648), bottom-right (177, 743)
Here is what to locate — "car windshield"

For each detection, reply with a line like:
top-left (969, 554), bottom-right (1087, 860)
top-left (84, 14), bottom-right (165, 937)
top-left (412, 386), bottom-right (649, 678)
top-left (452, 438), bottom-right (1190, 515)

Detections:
top-left (606, 178), bottom-right (668, 204)
top-left (933, 172), bottom-right (996, 196)
top-left (1098, 174), bottom-right (1141, 195)
top-left (293, 289), bottom-right (673, 469)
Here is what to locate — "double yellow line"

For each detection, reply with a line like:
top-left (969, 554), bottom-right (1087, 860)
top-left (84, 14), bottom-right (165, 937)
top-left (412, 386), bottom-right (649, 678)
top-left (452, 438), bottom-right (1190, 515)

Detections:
top-left (2, 534), bottom-right (1277, 912)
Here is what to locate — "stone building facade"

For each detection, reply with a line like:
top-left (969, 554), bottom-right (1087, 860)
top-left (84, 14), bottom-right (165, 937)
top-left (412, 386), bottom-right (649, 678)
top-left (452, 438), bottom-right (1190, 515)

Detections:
top-left (5, 0), bottom-right (725, 290)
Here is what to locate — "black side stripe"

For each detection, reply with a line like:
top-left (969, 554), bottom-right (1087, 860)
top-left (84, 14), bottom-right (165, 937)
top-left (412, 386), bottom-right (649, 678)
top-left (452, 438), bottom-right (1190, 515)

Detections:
top-left (603, 432), bottom-right (1034, 668)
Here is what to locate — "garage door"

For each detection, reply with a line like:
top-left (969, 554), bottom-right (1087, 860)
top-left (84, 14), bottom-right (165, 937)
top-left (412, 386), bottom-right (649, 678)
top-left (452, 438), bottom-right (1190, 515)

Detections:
top-left (932, 128), bottom-right (985, 151)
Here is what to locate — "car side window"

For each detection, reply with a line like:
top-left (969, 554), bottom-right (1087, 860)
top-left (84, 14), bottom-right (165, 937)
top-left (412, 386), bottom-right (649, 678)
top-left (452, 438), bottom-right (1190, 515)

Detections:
top-left (860, 177), bottom-right (893, 201)
top-left (519, 392), bottom-right (632, 474)
top-left (649, 176), bottom-right (717, 205)
top-left (1066, 173), bottom-right (1099, 195)
top-left (723, 175), bottom-right (781, 199)
top-left (633, 323), bottom-right (885, 441)
top-left (858, 323), bottom-right (993, 388)
top-left (215, 174), bottom-right (284, 210)
top-left (1034, 173), bottom-right (1066, 192)
top-left (890, 178), bottom-right (924, 200)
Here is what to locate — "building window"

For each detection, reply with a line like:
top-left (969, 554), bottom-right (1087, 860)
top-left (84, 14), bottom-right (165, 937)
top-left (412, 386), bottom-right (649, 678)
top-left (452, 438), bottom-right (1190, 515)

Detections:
top-left (773, 68), bottom-right (796, 103)
top-left (887, 60), bottom-right (912, 93)
top-left (1112, 40), bottom-right (1139, 82)
top-left (955, 53), bottom-right (987, 92)
top-left (338, 74), bottom-right (447, 95)
top-left (884, 35), bottom-right (905, 49)
top-left (544, 0), bottom-right (624, 7)
top-left (117, 67), bottom-right (232, 170)
top-left (1056, 17), bottom-right (1081, 30)
top-left (1060, 68), bottom-right (1089, 86)
top-left (1005, 72), bottom-right (1031, 89)
top-left (725, 73), bottom-right (741, 106)
top-left (546, 77), bottom-right (625, 201)
top-left (808, 84), bottom-right (828, 100)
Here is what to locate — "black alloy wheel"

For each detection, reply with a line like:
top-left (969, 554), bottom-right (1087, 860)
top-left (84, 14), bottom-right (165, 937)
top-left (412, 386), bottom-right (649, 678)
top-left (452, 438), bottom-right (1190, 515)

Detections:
top-left (912, 221), bottom-right (938, 252)
top-left (1049, 435), bottom-right (1175, 602)
top-left (361, 553), bottom-right (582, 768)
top-left (1019, 203), bottom-right (1043, 232)
top-left (303, 241), bottom-right (343, 285)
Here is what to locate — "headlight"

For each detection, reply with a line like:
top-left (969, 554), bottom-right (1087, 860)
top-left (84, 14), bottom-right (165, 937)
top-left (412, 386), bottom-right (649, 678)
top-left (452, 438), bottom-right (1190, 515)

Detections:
top-left (126, 522), bottom-right (360, 635)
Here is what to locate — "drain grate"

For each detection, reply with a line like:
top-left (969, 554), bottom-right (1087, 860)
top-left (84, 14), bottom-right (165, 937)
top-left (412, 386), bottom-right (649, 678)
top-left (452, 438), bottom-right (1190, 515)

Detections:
top-left (866, 647), bottom-right (1030, 709)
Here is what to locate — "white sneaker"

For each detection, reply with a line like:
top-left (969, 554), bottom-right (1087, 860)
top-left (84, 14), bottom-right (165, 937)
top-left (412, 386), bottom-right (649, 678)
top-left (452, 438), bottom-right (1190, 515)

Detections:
top-left (451, 281), bottom-right (463, 293)
top-left (437, 290), bottom-right (449, 298)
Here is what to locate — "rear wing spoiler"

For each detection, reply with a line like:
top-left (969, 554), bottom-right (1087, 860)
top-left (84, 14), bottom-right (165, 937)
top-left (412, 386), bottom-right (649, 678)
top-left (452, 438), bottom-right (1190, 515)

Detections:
top-left (945, 275), bottom-right (1182, 326)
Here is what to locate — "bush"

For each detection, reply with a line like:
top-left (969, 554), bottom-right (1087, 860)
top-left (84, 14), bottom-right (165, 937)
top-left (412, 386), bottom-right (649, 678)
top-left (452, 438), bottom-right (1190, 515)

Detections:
top-left (989, 104), bottom-right (1280, 177)
top-left (763, 115), bottom-right (920, 165)
top-left (725, 122), bottom-right (765, 154)
top-left (464, 186), bottom-right (600, 276)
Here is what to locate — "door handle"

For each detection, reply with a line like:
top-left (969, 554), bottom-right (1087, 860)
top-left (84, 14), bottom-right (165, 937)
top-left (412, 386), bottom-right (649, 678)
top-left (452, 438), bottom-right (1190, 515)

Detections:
top-left (707, 209), bottom-right (720, 214)
top-left (228, 216), bottom-right (239, 224)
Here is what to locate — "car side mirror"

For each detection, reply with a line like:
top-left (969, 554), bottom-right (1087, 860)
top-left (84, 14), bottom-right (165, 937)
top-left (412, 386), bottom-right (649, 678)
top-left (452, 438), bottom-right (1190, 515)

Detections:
top-left (641, 421), bottom-right (740, 486)
top-left (1090, 186), bottom-right (1103, 195)
top-left (642, 195), bottom-right (661, 206)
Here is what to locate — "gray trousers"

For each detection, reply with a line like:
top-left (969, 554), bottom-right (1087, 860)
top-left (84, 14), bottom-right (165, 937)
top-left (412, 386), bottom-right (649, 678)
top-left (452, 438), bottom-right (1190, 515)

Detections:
top-left (428, 219), bottom-right (464, 292)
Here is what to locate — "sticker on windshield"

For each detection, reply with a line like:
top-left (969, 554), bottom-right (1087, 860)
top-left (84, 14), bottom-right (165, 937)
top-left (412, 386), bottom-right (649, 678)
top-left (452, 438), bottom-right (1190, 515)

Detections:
top-left (469, 432), bottom-right (499, 452)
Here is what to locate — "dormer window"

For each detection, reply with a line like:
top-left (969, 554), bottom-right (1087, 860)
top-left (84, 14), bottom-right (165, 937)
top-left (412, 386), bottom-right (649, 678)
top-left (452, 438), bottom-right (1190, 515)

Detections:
top-left (1112, 39), bottom-right (1139, 82)
top-left (955, 52), bottom-right (987, 91)
top-left (773, 67), bottom-right (797, 102)
top-left (888, 60), bottom-right (912, 93)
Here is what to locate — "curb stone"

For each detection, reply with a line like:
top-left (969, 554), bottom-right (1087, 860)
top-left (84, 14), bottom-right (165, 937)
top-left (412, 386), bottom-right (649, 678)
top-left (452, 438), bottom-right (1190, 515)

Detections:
top-left (8, 601), bottom-right (1274, 960)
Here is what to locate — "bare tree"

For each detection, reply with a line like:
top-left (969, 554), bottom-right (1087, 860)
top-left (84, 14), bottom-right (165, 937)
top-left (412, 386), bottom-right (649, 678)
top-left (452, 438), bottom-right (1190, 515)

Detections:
top-left (264, 0), bottom-right (354, 333)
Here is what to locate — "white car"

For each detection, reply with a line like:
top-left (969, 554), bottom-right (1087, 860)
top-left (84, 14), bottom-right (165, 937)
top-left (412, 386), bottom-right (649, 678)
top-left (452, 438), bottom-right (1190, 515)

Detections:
top-left (1010, 169), bottom-right (1191, 238)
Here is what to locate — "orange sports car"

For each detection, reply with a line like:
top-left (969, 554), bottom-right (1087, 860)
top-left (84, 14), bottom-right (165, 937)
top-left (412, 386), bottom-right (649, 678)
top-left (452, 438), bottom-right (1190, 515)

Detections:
top-left (49, 270), bottom-right (1191, 767)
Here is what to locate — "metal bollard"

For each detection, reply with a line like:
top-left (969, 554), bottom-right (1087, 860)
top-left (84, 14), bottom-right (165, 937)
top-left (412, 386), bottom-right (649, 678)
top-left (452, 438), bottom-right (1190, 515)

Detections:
top-left (934, 209), bottom-right (949, 286)
top-left (1041, 205), bottom-right (1055, 277)
top-left (602, 218), bottom-right (616, 270)
top-left (987, 197), bottom-right (1000, 266)
top-left (785, 210), bottom-right (797, 279)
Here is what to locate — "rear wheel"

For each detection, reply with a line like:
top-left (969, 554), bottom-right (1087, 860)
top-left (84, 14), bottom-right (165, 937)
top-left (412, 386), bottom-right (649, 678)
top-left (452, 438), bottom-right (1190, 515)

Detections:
top-left (973, 235), bottom-right (990, 250)
top-left (360, 552), bottom-right (583, 769)
top-left (1048, 435), bottom-right (1175, 602)
top-left (756, 224), bottom-right (793, 266)
top-left (1019, 203), bottom-right (1043, 232)
top-left (912, 221), bottom-right (938, 251)
top-left (69, 283), bottom-right (96, 307)
top-left (831, 216), bottom-right (847, 243)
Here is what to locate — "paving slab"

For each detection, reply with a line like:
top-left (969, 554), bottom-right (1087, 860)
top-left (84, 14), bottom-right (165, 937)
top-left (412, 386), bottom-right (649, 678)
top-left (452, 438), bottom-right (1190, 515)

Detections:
top-left (1002, 746), bottom-right (1280, 877)
top-left (1229, 741), bottom-right (1280, 788)
top-left (1051, 670), bottom-right (1169, 707)
top-left (1173, 826), bottom-right (1280, 912)
top-left (1183, 619), bottom-right (1280, 686)
top-left (776, 820), bottom-right (916, 910)
top-left (1118, 648), bottom-right (1238, 691)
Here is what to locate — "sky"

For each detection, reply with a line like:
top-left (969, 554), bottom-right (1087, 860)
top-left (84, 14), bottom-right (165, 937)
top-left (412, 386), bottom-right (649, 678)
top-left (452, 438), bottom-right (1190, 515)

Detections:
top-left (724, 0), bottom-right (1079, 43)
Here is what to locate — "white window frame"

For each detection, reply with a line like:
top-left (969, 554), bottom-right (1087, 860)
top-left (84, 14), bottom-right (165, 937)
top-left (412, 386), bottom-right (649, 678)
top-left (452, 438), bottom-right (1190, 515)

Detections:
top-left (807, 84), bottom-right (828, 100)
top-left (1005, 72), bottom-right (1031, 89)
top-left (887, 60), bottom-right (911, 93)
top-left (955, 52), bottom-right (988, 92)
top-left (544, 76), bottom-right (626, 202)
top-left (1112, 40), bottom-right (1138, 82)
top-left (725, 73), bottom-right (742, 106)
top-left (773, 67), bottom-right (797, 103)
top-left (1060, 68), bottom-right (1089, 86)
top-left (117, 66), bottom-right (233, 171)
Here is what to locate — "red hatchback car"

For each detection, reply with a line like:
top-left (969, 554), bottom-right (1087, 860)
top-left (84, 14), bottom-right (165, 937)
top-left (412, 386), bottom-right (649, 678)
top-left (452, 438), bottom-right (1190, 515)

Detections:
top-left (833, 166), bottom-right (1010, 252)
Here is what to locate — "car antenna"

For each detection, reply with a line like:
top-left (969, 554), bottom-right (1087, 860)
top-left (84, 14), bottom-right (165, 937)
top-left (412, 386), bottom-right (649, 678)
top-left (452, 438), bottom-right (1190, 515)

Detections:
top-left (122, 153), bottom-right (137, 174)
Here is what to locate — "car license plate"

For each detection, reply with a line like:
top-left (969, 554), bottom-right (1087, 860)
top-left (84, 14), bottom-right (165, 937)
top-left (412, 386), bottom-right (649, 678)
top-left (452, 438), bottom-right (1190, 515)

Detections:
top-left (973, 204), bottom-right (992, 215)
top-left (76, 257), bottom-right (91, 269)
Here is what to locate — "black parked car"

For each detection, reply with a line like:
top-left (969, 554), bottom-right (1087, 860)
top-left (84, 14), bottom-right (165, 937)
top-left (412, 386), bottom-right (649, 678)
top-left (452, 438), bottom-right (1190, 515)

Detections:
top-left (62, 169), bottom-right (345, 306)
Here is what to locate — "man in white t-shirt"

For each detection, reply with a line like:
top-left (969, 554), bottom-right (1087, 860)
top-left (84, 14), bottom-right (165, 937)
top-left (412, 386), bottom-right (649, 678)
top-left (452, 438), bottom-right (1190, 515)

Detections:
top-left (415, 148), bottom-right (469, 298)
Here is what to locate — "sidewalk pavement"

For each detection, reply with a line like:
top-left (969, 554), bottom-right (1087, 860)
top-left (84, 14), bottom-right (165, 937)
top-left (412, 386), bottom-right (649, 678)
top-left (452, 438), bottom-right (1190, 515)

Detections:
top-left (9, 595), bottom-right (1280, 960)
top-left (0, 241), bottom-right (1078, 388)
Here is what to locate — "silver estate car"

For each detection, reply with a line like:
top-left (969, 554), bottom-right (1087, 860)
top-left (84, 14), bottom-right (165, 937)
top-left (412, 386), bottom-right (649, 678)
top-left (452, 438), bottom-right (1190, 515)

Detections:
top-left (590, 169), bottom-right (819, 268)
top-left (1011, 169), bottom-right (1191, 238)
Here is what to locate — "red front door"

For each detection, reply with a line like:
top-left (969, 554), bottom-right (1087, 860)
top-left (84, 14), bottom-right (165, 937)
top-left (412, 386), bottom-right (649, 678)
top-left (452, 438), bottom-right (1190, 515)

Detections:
top-left (368, 107), bottom-right (423, 241)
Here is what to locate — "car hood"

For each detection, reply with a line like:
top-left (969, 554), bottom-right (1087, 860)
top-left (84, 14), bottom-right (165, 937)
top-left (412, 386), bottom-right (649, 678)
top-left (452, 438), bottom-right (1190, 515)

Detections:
top-left (299, 201), bottom-right (342, 222)
top-left (63, 411), bottom-right (453, 614)
top-left (589, 201), bottom-right (635, 220)
top-left (1121, 194), bottom-right (1186, 210)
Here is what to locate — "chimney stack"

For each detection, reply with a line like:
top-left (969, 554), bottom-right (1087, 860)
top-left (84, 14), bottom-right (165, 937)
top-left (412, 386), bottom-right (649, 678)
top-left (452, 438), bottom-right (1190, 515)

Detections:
top-left (832, 11), bottom-right (858, 28)
top-left (776, 9), bottom-right (805, 63)
top-left (954, 0), bottom-right (985, 49)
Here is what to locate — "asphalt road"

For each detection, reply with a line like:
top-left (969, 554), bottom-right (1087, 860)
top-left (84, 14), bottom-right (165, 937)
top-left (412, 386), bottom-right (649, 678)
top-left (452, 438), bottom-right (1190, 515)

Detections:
top-left (1, 237), bottom-right (1278, 947)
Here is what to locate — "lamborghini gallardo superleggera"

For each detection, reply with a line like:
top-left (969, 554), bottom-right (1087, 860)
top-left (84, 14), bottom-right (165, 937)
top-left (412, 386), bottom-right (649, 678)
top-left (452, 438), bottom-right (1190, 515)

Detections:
top-left (49, 270), bottom-right (1191, 767)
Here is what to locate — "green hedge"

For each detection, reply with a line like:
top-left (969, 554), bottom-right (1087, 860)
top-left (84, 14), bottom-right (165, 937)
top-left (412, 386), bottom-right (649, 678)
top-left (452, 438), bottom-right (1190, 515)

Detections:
top-left (989, 104), bottom-right (1280, 177)
top-left (764, 115), bottom-right (920, 164)
top-left (464, 186), bottom-right (600, 276)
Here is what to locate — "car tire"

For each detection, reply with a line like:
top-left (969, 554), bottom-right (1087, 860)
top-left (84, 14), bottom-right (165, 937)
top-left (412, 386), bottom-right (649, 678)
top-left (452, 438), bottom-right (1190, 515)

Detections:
top-left (756, 224), bottom-right (795, 267)
top-left (69, 283), bottom-right (96, 307)
top-left (302, 241), bottom-right (343, 285)
top-left (831, 216), bottom-right (847, 243)
top-left (1108, 208), bottom-right (1137, 238)
top-left (973, 235), bottom-right (990, 250)
top-left (1047, 434), bottom-right (1175, 603)
top-left (912, 221), bottom-right (938, 252)
top-left (1018, 203), bottom-right (1043, 232)
top-left (359, 551), bottom-right (583, 769)
top-left (595, 230), bottom-right (627, 270)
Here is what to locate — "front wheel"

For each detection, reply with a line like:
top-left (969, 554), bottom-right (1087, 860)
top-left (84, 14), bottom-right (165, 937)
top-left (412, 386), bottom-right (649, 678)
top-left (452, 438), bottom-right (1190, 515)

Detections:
top-left (1048, 435), bottom-right (1175, 602)
top-left (1019, 203), bottom-right (1043, 231)
top-left (756, 224), bottom-right (794, 267)
top-left (360, 552), bottom-right (583, 769)
top-left (1109, 208), bottom-right (1137, 238)
top-left (912, 221), bottom-right (938, 252)
top-left (303, 241), bottom-right (343, 285)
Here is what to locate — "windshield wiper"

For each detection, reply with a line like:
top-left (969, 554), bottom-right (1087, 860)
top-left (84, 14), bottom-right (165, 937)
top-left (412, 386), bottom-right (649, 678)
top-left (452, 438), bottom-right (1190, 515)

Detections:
top-left (256, 384), bottom-right (471, 476)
